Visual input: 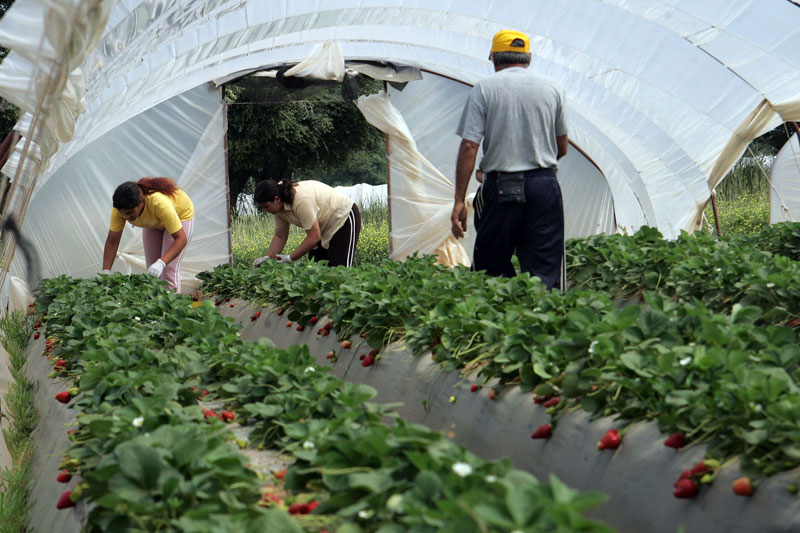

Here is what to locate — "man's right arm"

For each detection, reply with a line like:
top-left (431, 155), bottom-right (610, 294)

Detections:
top-left (451, 139), bottom-right (480, 239)
top-left (556, 134), bottom-right (568, 160)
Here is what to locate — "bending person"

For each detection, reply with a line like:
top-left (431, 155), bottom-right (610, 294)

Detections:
top-left (252, 178), bottom-right (360, 267)
top-left (102, 177), bottom-right (195, 292)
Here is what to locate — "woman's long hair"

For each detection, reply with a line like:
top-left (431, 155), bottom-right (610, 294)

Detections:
top-left (113, 177), bottom-right (178, 210)
top-left (254, 178), bottom-right (295, 206)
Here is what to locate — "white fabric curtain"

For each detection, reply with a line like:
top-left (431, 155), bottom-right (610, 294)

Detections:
top-left (770, 135), bottom-right (800, 223)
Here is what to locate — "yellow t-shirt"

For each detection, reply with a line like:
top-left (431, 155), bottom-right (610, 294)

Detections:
top-left (274, 181), bottom-right (354, 248)
top-left (109, 189), bottom-right (194, 234)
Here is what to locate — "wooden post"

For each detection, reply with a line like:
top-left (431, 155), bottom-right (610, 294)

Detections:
top-left (384, 81), bottom-right (393, 257)
top-left (710, 190), bottom-right (722, 237)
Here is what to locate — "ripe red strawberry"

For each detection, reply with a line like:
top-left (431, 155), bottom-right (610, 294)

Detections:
top-left (597, 429), bottom-right (621, 450)
top-left (56, 469), bottom-right (72, 483)
top-left (66, 429), bottom-right (77, 436)
top-left (341, 340), bottom-right (351, 349)
top-left (309, 316), bottom-right (318, 324)
top-left (488, 389), bottom-right (497, 400)
top-left (732, 476), bottom-right (753, 496)
top-left (359, 354), bottom-right (365, 360)
top-left (675, 469), bottom-right (692, 485)
top-left (690, 461), bottom-right (708, 476)
top-left (307, 500), bottom-right (319, 512)
top-left (202, 408), bottom-right (222, 421)
top-left (362, 355), bottom-right (374, 367)
top-left (200, 389), bottom-right (210, 398)
top-left (664, 433), bottom-right (686, 449)
top-left (277, 308), bottom-right (285, 316)
top-left (324, 321), bottom-right (333, 330)
top-left (254, 311), bottom-right (260, 318)
top-left (318, 329), bottom-right (330, 337)
top-left (296, 325), bottom-right (305, 332)
top-left (531, 424), bottom-right (552, 439)
top-left (369, 349), bottom-right (378, 356)
top-left (533, 394), bottom-right (547, 404)
top-left (54, 391), bottom-right (70, 404)
top-left (325, 351), bottom-right (335, 359)
top-left (543, 396), bottom-right (560, 408)
top-left (225, 297), bottom-right (230, 302)
top-left (221, 411), bottom-right (235, 422)
top-left (470, 384), bottom-right (478, 392)
top-left (34, 332), bottom-right (40, 340)
top-left (275, 469), bottom-right (287, 479)
top-left (285, 321), bottom-right (292, 327)
top-left (250, 314), bottom-right (258, 321)
top-left (54, 359), bottom-right (67, 369)
top-left (673, 478), bottom-right (698, 499)
top-left (33, 320), bottom-right (41, 329)
top-left (289, 503), bottom-right (310, 515)
top-left (28, 303), bottom-right (34, 308)
top-left (56, 490), bottom-right (75, 509)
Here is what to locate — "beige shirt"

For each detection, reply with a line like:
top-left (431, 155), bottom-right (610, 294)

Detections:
top-left (275, 181), bottom-right (354, 248)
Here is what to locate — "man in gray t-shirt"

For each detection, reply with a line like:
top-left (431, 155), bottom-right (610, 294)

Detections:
top-left (450, 29), bottom-right (569, 289)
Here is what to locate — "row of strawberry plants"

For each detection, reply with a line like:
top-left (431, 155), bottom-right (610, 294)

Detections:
top-left (36, 274), bottom-right (611, 532)
top-left (198, 258), bottom-right (800, 488)
top-left (566, 224), bottom-right (800, 325)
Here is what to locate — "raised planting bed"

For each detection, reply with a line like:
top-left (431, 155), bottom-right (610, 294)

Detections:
top-left (21, 274), bottom-right (612, 532)
top-left (218, 299), bottom-right (800, 533)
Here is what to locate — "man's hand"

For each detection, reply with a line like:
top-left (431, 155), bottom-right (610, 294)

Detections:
top-left (451, 200), bottom-right (467, 239)
top-left (276, 254), bottom-right (294, 264)
top-left (252, 256), bottom-right (270, 269)
top-left (146, 259), bottom-right (166, 277)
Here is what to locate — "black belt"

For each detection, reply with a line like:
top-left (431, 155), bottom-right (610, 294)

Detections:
top-left (486, 168), bottom-right (556, 180)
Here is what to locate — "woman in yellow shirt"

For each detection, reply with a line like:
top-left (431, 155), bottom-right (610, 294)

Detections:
top-left (102, 177), bottom-right (195, 292)
top-left (253, 178), bottom-right (361, 267)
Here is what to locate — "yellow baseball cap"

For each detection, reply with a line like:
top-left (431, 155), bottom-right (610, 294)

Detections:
top-left (490, 30), bottom-right (530, 54)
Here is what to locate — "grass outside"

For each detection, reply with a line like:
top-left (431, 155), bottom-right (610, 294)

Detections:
top-left (0, 310), bottom-right (35, 532)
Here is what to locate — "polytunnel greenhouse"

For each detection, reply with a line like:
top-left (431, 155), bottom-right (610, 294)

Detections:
top-left (0, 1), bottom-right (799, 532)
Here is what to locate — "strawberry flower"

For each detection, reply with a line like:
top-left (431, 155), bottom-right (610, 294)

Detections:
top-left (304, 366), bottom-right (315, 373)
top-left (452, 462), bottom-right (472, 477)
top-left (302, 440), bottom-right (315, 450)
top-left (132, 416), bottom-right (144, 428)
top-left (357, 509), bottom-right (374, 519)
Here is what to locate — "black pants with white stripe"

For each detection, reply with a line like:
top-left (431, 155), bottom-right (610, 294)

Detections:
top-left (473, 169), bottom-right (566, 290)
top-left (309, 204), bottom-right (361, 267)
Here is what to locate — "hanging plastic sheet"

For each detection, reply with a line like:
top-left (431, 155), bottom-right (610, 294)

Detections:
top-left (356, 90), bottom-right (472, 267)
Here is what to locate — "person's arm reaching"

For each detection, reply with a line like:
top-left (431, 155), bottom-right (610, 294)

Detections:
top-left (451, 139), bottom-right (480, 239)
top-left (160, 227), bottom-right (188, 265)
top-left (102, 230), bottom-right (123, 271)
top-left (556, 134), bottom-right (568, 160)
top-left (287, 219), bottom-right (322, 261)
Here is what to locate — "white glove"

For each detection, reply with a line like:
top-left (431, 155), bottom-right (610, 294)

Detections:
top-left (252, 256), bottom-right (270, 268)
top-left (276, 254), bottom-right (293, 264)
top-left (101, 269), bottom-right (112, 275)
top-left (147, 259), bottom-right (166, 277)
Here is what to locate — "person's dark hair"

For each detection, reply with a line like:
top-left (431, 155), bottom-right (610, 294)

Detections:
top-left (254, 178), bottom-right (295, 206)
top-left (113, 177), bottom-right (179, 210)
top-left (492, 51), bottom-right (531, 67)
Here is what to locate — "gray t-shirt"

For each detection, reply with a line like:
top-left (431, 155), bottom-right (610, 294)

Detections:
top-left (456, 67), bottom-right (568, 172)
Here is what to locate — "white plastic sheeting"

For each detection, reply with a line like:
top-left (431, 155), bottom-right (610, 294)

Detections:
top-left (48, 0), bottom-right (797, 240)
top-left (357, 91), bottom-right (471, 266)
top-left (770, 135), bottom-right (800, 223)
top-left (10, 83), bottom-right (230, 294)
top-left (0, 0), bottom-right (798, 290)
